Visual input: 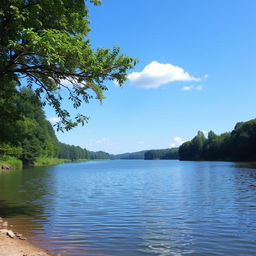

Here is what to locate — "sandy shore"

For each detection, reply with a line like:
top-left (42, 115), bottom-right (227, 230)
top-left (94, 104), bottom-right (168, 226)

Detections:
top-left (0, 217), bottom-right (52, 256)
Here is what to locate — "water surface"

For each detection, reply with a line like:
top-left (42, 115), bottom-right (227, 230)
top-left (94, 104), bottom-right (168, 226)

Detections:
top-left (0, 160), bottom-right (256, 255)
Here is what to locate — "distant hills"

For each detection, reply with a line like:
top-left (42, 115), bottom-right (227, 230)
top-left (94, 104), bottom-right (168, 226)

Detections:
top-left (110, 148), bottom-right (179, 160)
top-left (110, 150), bottom-right (147, 160)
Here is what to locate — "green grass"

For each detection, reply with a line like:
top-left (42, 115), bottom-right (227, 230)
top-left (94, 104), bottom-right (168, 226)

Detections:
top-left (74, 159), bottom-right (90, 162)
top-left (0, 156), bottom-right (23, 170)
top-left (35, 157), bottom-right (68, 166)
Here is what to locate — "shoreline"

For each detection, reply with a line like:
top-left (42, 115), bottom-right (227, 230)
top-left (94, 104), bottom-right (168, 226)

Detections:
top-left (0, 217), bottom-right (53, 256)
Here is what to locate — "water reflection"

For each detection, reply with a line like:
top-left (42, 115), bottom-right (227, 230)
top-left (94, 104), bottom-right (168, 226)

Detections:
top-left (0, 160), bottom-right (256, 255)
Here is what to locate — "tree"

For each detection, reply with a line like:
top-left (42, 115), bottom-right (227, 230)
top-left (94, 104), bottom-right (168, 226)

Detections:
top-left (144, 148), bottom-right (179, 160)
top-left (0, 0), bottom-right (137, 131)
top-left (179, 119), bottom-right (256, 161)
top-left (179, 131), bottom-right (206, 160)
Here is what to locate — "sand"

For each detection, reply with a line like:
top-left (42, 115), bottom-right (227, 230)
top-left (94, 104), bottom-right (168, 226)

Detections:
top-left (0, 233), bottom-right (52, 256)
top-left (0, 217), bottom-right (53, 256)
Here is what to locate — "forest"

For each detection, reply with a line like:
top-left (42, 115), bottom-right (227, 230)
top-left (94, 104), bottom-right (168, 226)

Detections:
top-left (0, 88), bottom-right (109, 169)
top-left (144, 148), bottom-right (179, 160)
top-left (179, 119), bottom-right (256, 161)
top-left (110, 150), bottom-right (147, 160)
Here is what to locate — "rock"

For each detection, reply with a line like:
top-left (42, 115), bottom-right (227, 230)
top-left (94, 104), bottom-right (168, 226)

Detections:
top-left (19, 236), bottom-right (27, 240)
top-left (7, 230), bottom-right (15, 238)
top-left (15, 232), bottom-right (22, 237)
top-left (0, 164), bottom-right (10, 170)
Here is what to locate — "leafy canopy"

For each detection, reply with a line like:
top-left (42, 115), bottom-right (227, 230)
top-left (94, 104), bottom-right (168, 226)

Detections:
top-left (0, 0), bottom-right (137, 131)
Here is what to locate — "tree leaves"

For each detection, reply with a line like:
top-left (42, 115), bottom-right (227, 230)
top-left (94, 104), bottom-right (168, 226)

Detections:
top-left (0, 0), bottom-right (137, 130)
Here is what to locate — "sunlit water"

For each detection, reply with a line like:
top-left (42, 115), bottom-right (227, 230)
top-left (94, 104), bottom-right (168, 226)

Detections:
top-left (0, 160), bottom-right (256, 255)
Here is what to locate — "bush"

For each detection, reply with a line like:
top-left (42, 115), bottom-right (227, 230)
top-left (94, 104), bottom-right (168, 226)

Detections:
top-left (0, 156), bottom-right (23, 170)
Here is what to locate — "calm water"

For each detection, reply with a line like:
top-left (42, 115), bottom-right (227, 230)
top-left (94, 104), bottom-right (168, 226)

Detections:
top-left (0, 160), bottom-right (256, 256)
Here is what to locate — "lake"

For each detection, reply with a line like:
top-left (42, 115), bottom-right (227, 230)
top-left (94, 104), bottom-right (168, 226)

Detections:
top-left (0, 160), bottom-right (256, 255)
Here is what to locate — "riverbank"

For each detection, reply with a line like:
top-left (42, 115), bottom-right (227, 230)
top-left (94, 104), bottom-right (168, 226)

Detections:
top-left (0, 157), bottom-right (98, 171)
top-left (0, 157), bottom-right (69, 171)
top-left (34, 157), bottom-right (68, 166)
top-left (0, 217), bottom-right (52, 256)
top-left (0, 156), bottom-right (22, 170)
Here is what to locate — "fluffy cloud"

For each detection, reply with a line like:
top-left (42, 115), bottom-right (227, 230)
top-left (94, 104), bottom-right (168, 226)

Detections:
top-left (47, 117), bottom-right (61, 124)
top-left (128, 61), bottom-right (201, 88)
top-left (171, 137), bottom-right (186, 147)
top-left (181, 85), bottom-right (203, 91)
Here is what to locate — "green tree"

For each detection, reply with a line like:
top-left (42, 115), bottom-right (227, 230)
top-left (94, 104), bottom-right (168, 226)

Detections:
top-left (0, 0), bottom-right (136, 131)
top-left (179, 131), bottom-right (206, 160)
top-left (179, 119), bottom-right (256, 162)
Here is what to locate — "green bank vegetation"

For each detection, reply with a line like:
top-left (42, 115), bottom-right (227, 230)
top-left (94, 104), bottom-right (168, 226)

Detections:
top-left (0, 156), bottom-right (23, 170)
top-left (34, 157), bottom-right (67, 166)
top-left (179, 119), bottom-right (256, 161)
top-left (0, 89), bottom-right (110, 170)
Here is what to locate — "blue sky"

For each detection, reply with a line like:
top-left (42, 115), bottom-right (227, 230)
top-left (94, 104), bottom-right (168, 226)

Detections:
top-left (46, 0), bottom-right (256, 154)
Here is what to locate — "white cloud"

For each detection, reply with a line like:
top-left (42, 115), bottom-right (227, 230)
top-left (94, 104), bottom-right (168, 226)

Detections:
top-left (137, 141), bottom-right (145, 145)
top-left (95, 137), bottom-right (112, 145)
top-left (128, 61), bottom-right (201, 88)
top-left (182, 85), bottom-right (194, 91)
top-left (170, 137), bottom-right (186, 147)
top-left (47, 117), bottom-right (61, 124)
top-left (60, 77), bottom-right (85, 88)
top-left (181, 85), bottom-right (203, 91)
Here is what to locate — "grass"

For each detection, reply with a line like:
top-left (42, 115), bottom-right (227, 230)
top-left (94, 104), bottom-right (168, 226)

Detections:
top-left (35, 157), bottom-right (68, 166)
top-left (74, 159), bottom-right (90, 162)
top-left (0, 156), bottom-right (23, 170)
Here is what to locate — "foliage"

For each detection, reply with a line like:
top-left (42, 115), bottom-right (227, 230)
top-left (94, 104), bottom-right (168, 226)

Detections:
top-left (58, 142), bottom-right (88, 160)
top-left (179, 119), bottom-right (256, 161)
top-left (144, 148), bottom-right (179, 160)
top-left (58, 143), bottom-right (109, 160)
top-left (0, 156), bottom-right (23, 169)
top-left (0, 88), bottom-right (59, 164)
top-left (0, 144), bottom-right (22, 157)
top-left (35, 157), bottom-right (67, 166)
top-left (0, 0), bottom-right (137, 131)
top-left (88, 150), bottom-right (109, 160)
top-left (110, 150), bottom-right (147, 160)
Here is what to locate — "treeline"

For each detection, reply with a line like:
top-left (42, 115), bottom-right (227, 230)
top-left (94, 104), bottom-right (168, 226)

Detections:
top-left (110, 150), bottom-right (146, 160)
top-left (58, 143), bottom-right (88, 160)
top-left (58, 143), bottom-right (110, 160)
top-left (144, 148), bottom-right (179, 160)
top-left (0, 88), bottom-right (58, 164)
top-left (88, 151), bottom-right (109, 160)
top-left (0, 88), bottom-right (109, 167)
top-left (179, 119), bottom-right (256, 161)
